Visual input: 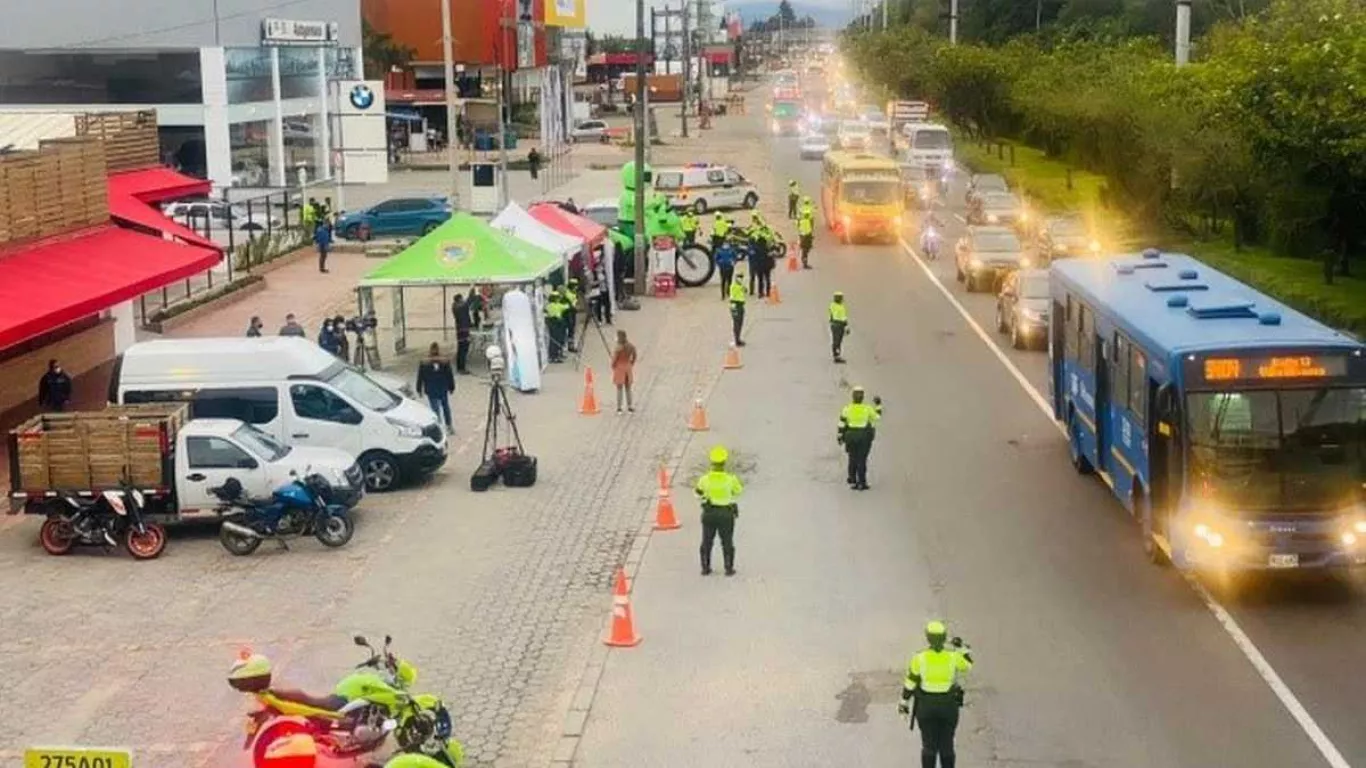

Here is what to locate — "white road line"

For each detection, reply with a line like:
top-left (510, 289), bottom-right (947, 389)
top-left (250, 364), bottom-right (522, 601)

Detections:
top-left (897, 237), bottom-right (1354, 768)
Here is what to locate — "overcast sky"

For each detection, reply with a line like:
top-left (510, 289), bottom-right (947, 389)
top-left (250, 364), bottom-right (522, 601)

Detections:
top-left (587, 0), bottom-right (832, 37)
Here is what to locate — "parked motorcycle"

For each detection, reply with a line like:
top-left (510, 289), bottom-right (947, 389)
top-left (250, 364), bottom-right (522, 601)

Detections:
top-left (230, 635), bottom-right (462, 768)
top-left (38, 482), bottom-right (167, 560)
top-left (210, 472), bottom-right (354, 556)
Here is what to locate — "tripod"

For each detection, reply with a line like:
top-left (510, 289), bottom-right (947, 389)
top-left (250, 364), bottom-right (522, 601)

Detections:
top-left (571, 299), bottom-right (614, 371)
top-left (481, 374), bottom-right (525, 463)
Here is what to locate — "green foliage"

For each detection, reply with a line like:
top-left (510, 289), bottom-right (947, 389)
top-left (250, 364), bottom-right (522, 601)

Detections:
top-left (362, 20), bottom-right (414, 79)
top-left (233, 228), bottom-right (306, 272)
top-left (846, 0), bottom-right (1366, 285)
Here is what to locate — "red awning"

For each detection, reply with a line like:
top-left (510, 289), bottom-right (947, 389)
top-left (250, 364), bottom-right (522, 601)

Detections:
top-left (108, 167), bottom-right (211, 204)
top-left (0, 225), bottom-right (222, 349)
top-left (703, 50), bottom-right (733, 65)
top-left (107, 194), bottom-right (219, 251)
top-left (528, 203), bottom-right (607, 246)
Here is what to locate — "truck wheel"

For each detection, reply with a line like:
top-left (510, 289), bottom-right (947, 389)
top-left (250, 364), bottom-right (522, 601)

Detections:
top-left (39, 517), bottom-right (76, 556)
top-left (360, 451), bottom-right (401, 492)
top-left (125, 524), bottom-right (167, 560)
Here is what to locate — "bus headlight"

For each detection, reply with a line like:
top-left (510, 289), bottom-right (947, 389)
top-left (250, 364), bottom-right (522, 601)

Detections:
top-left (890, 215), bottom-right (902, 229)
top-left (1193, 522), bottom-right (1225, 548)
top-left (1344, 532), bottom-right (1359, 548)
top-left (1354, 520), bottom-right (1366, 534)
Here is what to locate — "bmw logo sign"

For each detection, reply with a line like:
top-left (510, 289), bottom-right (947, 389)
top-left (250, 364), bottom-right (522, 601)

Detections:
top-left (349, 84), bottom-right (375, 111)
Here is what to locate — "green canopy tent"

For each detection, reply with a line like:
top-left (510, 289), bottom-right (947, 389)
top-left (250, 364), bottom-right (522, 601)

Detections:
top-left (356, 212), bottom-right (562, 360)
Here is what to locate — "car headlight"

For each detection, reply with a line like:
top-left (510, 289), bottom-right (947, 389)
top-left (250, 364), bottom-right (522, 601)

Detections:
top-left (987, 214), bottom-right (999, 223)
top-left (1089, 240), bottom-right (1101, 253)
top-left (1020, 257), bottom-right (1032, 268)
top-left (1354, 520), bottom-right (1366, 534)
top-left (1344, 532), bottom-right (1359, 547)
top-left (890, 215), bottom-right (902, 228)
top-left (1019, 212), bottom-right (1029, 222)
top-left (1193, 522), bottom-right (1225, 548)
top-left (386, 417), bottom-right (423, 438)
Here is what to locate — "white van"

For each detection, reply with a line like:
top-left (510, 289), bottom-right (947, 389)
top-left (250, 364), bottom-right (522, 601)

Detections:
top-left (652, 164), bottom-right (760, 214)
top-left (901, 122), bottom-right (954, 172)
top-left (108, 338), bottom-right (447, 492)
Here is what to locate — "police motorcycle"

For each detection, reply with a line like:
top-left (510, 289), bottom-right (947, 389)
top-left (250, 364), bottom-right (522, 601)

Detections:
top-left (38, 478), bottom-right (167, 560)
top-left (210, 472), bottom-right (354, 556)
top-left (229, 635), bottom-right (463, 768)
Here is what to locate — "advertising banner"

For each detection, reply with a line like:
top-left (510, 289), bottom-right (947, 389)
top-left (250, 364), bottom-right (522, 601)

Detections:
top-left (544, 0), bottom-right (586, 28)
top-left (329, 80), bottom-right (390, 185)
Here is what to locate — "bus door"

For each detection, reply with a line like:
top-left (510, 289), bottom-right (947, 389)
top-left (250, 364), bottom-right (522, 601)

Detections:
top-left (1149, 383), bottom-right (1183, 542)
top-left (1094, 333), bottom-right (1111, 466)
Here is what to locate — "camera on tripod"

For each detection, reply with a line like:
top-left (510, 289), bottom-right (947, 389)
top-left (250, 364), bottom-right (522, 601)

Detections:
top-left (344, 314), bottom-right (378, 335)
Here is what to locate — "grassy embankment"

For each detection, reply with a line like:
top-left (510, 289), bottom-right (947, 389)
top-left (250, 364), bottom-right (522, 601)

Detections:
top-left (956, 139), bottom-right (1366, 334)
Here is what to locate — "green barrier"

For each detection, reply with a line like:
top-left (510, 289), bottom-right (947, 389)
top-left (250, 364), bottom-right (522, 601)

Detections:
top-left (25, 747), bottom-right (132, 768)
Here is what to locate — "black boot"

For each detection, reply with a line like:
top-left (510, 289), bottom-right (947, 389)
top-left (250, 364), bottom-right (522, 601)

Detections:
top-left (700, 548), bottom-right (712, 576)
top-left (723, 549), bottom-right (736, 576)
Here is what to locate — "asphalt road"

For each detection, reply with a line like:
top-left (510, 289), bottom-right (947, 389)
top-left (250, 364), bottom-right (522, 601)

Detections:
top-left (575, 104), bottom-right (1365, 767)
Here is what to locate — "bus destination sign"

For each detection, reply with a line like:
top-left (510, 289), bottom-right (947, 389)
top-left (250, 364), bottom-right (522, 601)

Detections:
top-left (1201, 354), bottom-right (1348, 383)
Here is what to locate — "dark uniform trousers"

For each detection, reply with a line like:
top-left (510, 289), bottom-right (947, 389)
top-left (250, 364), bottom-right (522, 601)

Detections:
top-left (718, 264), bottom-right (734, 299)
top-left (730, 303), bottom-right (745, 345)
top-left (699, 503), bottom-right (737, 571)
top-left (830, 320), bottom-right (847, 359)
top-left (787, 194), bottom-right (799, 219)
top-left (800, 233), bottom-right (814, 266)
top-left (548, 317), bottom-right (567, 361)
top-left (914, 692), bottom-right (961, 768)
top-left (845, 428), bottom-right (872, 486)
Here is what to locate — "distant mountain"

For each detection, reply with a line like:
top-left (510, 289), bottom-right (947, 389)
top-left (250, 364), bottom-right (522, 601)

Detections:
top-left (729, 1), bottom-right (850, 29)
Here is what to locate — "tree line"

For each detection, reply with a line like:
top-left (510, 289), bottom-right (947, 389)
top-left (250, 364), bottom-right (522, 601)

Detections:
top-left (846, 0), bottom-right (1365, 282)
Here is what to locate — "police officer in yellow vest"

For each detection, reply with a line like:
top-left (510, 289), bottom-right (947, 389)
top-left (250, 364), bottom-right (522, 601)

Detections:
top-left (829, 291), bottom-right (849, 363)
top-left (711, 212), bottom-right (731, 251)
top-left (787, 179), bottom-right (800, 219)
top-left (680, 209), bottom-right (699, 248)
top-left (728, 269), bottom-right (748, 347)
top-left (545, 289), bottom-right (570, 363)
top-left (561, 279), bottom-right (580, 352)
top-left (694, 445), bottom-right (744, 575)
top-left (898, 620), bottom-right (973, 768)
top-left (838, 386), bottom-right (880, 489)
top-left (798, 197), bottom-right (815, 268)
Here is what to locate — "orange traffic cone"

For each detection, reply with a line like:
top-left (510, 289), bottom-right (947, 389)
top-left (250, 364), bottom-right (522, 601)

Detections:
top-left (604, 567), bottom-right (641, 647)
top-left (723, 343), bottom-right (743, 370)
top-left (687, 390), bottom-right (710, 431)
top-left (654, 464), bottom-right (681, 530)
top-left (658, 464), bottom-right (671, 491)
top-left (578, 366), bottom-right (600, 415)
top-left (787, 243), bottom-right (799, 272)
top-left (766, 284), bottom-right (783, 305)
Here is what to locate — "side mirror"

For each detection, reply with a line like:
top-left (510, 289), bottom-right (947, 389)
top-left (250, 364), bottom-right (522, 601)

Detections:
top-left (237, 457), bottom-right (259, 469)
top-left (353, 635), bottom-right (369, 647)
top-left (384, 634), bottom-right (393, 647)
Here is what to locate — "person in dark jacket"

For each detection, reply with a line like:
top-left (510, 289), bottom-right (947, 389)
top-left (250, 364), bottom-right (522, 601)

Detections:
top-left (331, 315), bottom-right (351, 363)
top-left (451, 294), bottom-right (473, 374)
top-left (318, 319), bottom-right (343, 357)
top-left (314, 220), bottom-right (333, 273)
top-left (279, 313), bottom-right (306, 337)
top-left (528, 148), bottom-right (543, 180)
top-left (38, 359), bottom-right (73, 412)
top-left (246, 316), bottom-right (264, 337)
top-left (714, 238), bottom-right (739, 301)
top-left (416, 343), bottom-right (456, 431)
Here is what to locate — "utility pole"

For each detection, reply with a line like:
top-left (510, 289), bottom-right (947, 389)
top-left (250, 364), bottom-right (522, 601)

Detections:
top-left (949, 0), bottom-right (959, 44)
top-left (633, 0), bottom-right (648, 294)
top-left (1175, 0), bottom-right (1192, 65)
top-left (881, 0), bottom-right (888, 30)
top-left (681, 0), bottom-right (691, 138)
top-left (439, 0), bottom-right (460, 208)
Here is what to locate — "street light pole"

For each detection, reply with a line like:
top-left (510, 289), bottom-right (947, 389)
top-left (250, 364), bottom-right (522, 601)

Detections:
top-left (633, 0), bottom-right (648, 293)
top-left (949, 0), bottom-right (959, 44)
top-left (1175, 0), bottom-right (1192, 66)
top-left (439, 0), bottom-right (460, 207)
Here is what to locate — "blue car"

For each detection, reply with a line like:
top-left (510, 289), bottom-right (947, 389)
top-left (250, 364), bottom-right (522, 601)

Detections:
top-left (336, 196), bottom-right (452, 240)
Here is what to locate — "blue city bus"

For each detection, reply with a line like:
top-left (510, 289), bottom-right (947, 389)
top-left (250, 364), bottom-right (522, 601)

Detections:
top-left (1049, 249), bottom-right (1366, 571)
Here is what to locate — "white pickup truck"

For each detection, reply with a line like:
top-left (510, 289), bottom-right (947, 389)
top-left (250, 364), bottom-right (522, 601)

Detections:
top-left (9, 408), bottom-right (363, 520)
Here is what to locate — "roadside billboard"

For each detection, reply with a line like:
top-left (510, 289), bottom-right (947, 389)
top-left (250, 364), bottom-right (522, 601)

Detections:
top-left (544, 0), bottom-right (586, 28)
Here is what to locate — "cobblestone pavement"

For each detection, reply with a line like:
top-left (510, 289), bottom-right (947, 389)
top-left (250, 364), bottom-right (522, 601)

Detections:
top-left (2, 98), bottom-right (782, 768)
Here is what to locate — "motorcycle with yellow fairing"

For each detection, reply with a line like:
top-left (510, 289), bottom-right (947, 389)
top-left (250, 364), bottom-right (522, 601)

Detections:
top-left (228, 635), bottom-right (464, 768)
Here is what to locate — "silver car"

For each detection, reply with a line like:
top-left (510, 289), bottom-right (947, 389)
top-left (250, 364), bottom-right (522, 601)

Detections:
top-left (970, 191), bottom-right (1029, 229)
top-left (799, 131), bottom-right (831, 160)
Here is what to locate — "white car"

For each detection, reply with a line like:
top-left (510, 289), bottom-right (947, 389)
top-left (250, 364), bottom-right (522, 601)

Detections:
top-left (580, 198), bottom-right (620, 229)
top-left (570, 119), bottom-right (609, 143)
top-left (162, 200), bottom-right (281, 232)
top-left (799, 132), bottom-right (831, 160)
top-left (838, 121), bottom-right (871, 151)
top-left (653, 164), bottom-right (760, 213)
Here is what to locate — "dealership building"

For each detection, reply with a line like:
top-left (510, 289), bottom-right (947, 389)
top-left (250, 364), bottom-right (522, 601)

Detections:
top-left (0, 0), bottom-right (365, 189)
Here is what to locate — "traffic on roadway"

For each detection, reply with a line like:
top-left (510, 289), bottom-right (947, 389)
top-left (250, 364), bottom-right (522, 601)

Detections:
top-left (749, 56), bottom-right (1366, 767)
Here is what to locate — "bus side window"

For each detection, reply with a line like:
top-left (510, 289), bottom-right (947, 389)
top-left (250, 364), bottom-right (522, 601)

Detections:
top-left (1110, 334), bottom-right (1128, 408)
top-left (1078, 304), bottom-right (1094, 371)
top-left (1130, 347), bottom-right (1147, 426)
top-left (1064, 295), bottom-right (1078, 361)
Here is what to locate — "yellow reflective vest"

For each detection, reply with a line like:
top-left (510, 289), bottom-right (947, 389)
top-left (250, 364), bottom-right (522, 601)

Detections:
top-left (829, 301), bottom-right (848, 324)
top-left (839, 402), bottom-right (878, 429)
top-left (905, 647), bottom-right (972, 694)
top-left (695, 470), bottom-right (744, 505)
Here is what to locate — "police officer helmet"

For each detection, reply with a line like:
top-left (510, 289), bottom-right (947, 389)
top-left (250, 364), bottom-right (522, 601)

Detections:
top-left (925, 620), bottom-right (948, 649)
top-left (709, 445), bottom-right (729, 464)
top-left (803, 195), bottom-right (813, 204)
top-left (851, 386), bottom-right (865, 403)
top-left (734, 271), bottom-right (746, 281)
top-left (833, 291), bottom-right (844, 299)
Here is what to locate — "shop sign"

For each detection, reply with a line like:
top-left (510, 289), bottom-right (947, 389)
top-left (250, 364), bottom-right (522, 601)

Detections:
top-left (262, 18), bottom-right (339, 46)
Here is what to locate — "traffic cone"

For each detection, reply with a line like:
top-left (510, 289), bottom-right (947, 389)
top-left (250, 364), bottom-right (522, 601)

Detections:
top-left (766, 284), bottom-right (783, 305)
top-left (604, 567), bottom-right (641, 647)
top-left (723, 343), bottom-right (743, 369)
top-left (578, 366), bottom-right (601, 415)
top-left (658, 464), bottom-right (671, 491)
top-left (654, 488), bottom-right (681, 530)
top-left (687, 390), bottom-right (709, 431)
top-left (787, 243), bottom-right (799, 272)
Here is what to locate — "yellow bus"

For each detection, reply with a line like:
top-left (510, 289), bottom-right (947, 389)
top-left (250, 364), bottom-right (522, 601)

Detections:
top-left (820, 151), bottom-right (903, 244)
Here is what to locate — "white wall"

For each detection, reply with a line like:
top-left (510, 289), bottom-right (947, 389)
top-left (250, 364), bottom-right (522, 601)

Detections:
top-left (109, 301), bottom-right (138, 354)
top-left (200, 47), bottom-right (233, 189)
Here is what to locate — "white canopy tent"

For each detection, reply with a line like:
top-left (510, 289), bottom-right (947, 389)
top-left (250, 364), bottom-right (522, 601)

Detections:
top-left (490, 201), bottom-right (583, 268)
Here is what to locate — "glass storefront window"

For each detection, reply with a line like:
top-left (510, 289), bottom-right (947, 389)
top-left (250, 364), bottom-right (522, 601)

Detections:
top-left (0, 51), bottom-right (202, 104)
top-left (326, 48), bottom-right (360, 80)
top-left (278, 47), bottom-right (321, 100)
top-left (229, 120), bottom-right (273, 187)
top-left (282, 113), bottom-right (322, 186)
top-left (225, 47), bottom-right (274, 104)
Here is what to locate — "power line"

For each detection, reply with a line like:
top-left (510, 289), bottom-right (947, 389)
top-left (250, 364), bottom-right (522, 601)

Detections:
top-left (33, 0), bottom-right (319, 50)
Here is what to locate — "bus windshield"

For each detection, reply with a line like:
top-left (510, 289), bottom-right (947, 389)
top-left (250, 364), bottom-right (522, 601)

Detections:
top-left (913, 130), bottom-right (952, 150)
top-left (841, 181), bottom-right (899, 205)
top-left (1186, 388), bottom-right (1366, 512)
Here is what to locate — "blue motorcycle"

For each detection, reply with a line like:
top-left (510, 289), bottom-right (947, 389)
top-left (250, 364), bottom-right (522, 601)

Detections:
top-left (210, 473), bottom-right (355, 556)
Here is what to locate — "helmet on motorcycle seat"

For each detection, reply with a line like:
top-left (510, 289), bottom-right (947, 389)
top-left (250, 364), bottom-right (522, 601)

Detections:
top-left (261, 733), bottom-right (318, 768)
top-left (228, 650), bottom-right (273, 693)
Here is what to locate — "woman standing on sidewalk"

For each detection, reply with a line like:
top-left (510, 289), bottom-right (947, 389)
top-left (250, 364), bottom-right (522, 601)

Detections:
top-left (611, 330), bottom-right (638, 414)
